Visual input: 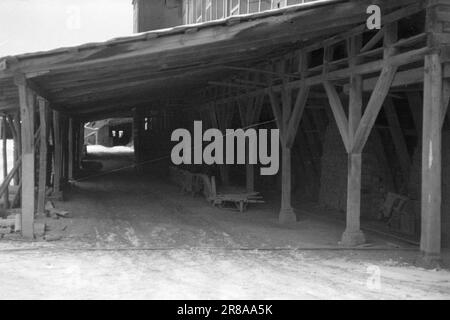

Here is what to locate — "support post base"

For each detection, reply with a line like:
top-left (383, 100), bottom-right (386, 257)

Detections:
top-left (415, 252), bottom-right (443, 270)
top-left (279, 207), bottom-right (297, 224)
top-left (340, 230), bottom-right (366, 247)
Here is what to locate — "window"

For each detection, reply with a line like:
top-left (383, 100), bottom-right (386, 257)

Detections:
top-left (186, 0), bottom-right (195, 24)
top-left (205, 0), bottom-right (212, 21)
top-left (195, 0), bottom-right (202, 23)
top-left (249, 0), bottom-right (259, 13)
top-left (216, 0), bottom-right (225, 19)
top-left (230, 0), bottom-right (239, 15)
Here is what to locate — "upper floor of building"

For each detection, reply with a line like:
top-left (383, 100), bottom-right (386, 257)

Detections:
top-left (183, 0), bottom-right (317, 24)
top-left (133, 0), bottom-right (321, 32)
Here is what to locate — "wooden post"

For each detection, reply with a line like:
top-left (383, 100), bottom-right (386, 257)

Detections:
top-left (279, 77), bottom-right (295, 224)
top-left (6, 115), bottom-right (19, 186)
top-left (340, 34), bottom-right (366, 246)
top-left (238, 93), bottom-right (263, 193)
top-left (1, 115), bottom-right (9, 209)
top-left (37, 98), bottom-right (48, 216)
top-left (13, 113), bottom-right (21, 186)
top-left (52, 110), bottom-right (63, 200)
top-left (268, 54), bottom-right (310, 224)
top-left (78, 121), bottom-right (84, 170)
top-left (211, 93), bottom-right (235, 186)
top-left (16, 76), bottom-right (35, 239)
top-left (68, 118), bottom-right (74, 181)
top-left (132, 108), bottom-right (143, 173)
top-left (61, 116), bottom-right (68, 184)
top-left (419, 52), bottom-right (442, 266)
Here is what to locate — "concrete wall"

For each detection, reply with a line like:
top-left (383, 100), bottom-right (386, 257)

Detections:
top-left (133, 0), bottom-right (183, 33)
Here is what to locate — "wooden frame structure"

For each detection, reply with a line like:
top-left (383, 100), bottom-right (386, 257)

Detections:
top-left (0, 0), bottom-right (448, 267)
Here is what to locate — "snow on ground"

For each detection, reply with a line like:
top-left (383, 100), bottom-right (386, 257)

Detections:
top-left (87, 145), bottom-right (134, 155)
top-left (0, 248), bottom-right (449, 299)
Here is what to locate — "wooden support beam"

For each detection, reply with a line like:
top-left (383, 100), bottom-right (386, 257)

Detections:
top-left (341, 34), bottom-right (366, 246)
top-left (285, 85), bottom-right (310, 148)
top-left (16, 77), bottom-right (35, 238)
top-left (78, 121), bottom-right (84, 170)
top-left (6, 115), bottom-right (19, 186)
top-left (420, 53), bottom-right (443, 265)
top-left (68, 118), bottom-right (74, 181)
top-left (441, 79), bottom-right (450, 128)
top-left (0, 157), bottom-right (22, 198)
top-left (2, 115), bottom-right (9, 209)
top-left (37, 98), bottom-right (48, 215)
top-left (132, 108), bottom-right (143, 173)
top-left (323, 81), bottom-right (350, 152)
top-left (52, 110), bottom-right (63, 199)
top-left (352, 65), bottom-right (398, 153)
top-left (268, 55), bottom-right (310, 224)
top-left (214, 96), bottom-right (235, 186)
top-left (238, 92), bottom-right (264, 193)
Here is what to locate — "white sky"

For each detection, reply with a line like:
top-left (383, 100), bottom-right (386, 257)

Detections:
top-left (0, 0), bottom-right (133, 57)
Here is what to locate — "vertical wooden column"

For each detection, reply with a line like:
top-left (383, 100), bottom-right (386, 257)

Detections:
top-left (13, 113), bottom-right (21, 186)
top-left (6, 115), bottom-right (19, 186)
top-left (341, 35), bottom-right (365, 246)
top-left (61, 116), bottom-right (68, 184)
top-left (280, 77), bottom-right (294, 223)
top-left (68, 118), bottom-right (74, 181)
top-left (210, 90), bottom-right (235, 186)
top-left (132, 107), bottom-right (143, 173)
top-left (268, 53), bottom-right (310, 224)
top-left (324, 27), bottom-right (398, 246)
top-left (37, 98), bottom-right (48, 215)
top-left (238, 93), bottom-right (263, 193)
top-left (420, 53), bottom-right (442, 264)
top-left (78, 121), bottom-right (84, 170)
top-left (1, 115), bottom-right (9, 208)
top-left (52, 110), bottom-right (63, 199)
top-left (16, 77), bottom-right (35, 238)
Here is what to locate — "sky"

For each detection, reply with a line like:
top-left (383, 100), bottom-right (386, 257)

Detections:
top-left (0, 0), bottom-right (133, 57)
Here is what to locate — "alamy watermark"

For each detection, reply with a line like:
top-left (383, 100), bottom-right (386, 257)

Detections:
top-left (171, 121), bottom-right (280, 176)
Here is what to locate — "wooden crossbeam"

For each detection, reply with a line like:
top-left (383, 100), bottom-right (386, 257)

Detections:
top-left (361, 28), bottom-right (384, 53)
top-left (0, 157), bottom-right (21, 198)
top-left (323, 81), bottom-right (350, 152)
top-left (352, 65), bottom-right (398, 153)
top-left (285, 85), bottom-right (310, 148)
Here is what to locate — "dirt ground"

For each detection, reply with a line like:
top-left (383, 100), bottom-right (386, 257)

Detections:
top-left (0, 146), bottom-right (449, 299)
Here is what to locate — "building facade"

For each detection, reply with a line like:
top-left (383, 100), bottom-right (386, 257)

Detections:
top-left (133, 0), bottom-right (317, 32)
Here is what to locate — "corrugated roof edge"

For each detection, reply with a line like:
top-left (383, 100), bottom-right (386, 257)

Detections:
top-left (0, 0), bottom-right (346, 63)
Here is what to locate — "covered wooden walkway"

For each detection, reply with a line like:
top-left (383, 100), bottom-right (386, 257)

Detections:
top-left (0, 0), bottom-right (449, 267)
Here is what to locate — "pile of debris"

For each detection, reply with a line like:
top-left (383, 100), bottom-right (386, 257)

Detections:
top-left (44, 201), bottom-right (70, 219)
top-left (0, 201), bottom-right (70, 240)
top-left (0, 209), bottom-right (20, 238)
